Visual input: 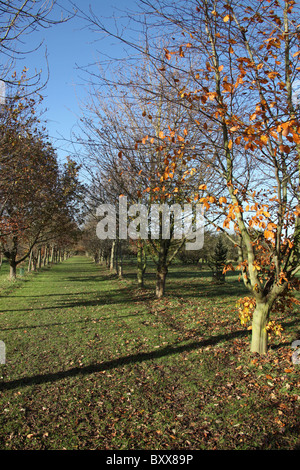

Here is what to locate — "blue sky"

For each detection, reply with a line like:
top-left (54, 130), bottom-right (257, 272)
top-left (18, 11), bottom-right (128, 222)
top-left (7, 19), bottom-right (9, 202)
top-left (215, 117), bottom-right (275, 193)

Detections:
top-left (15, 0), bottom-right (141, 164)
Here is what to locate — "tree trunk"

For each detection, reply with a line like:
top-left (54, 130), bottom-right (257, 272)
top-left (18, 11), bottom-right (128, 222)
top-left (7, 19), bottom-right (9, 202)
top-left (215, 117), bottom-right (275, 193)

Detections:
top-left (43, 246), bottom-right (48, 267)
top-left (251, 301), bottom-right (271, 354)
top-left (32, 253), bottom-right (37, 271)
top-left (9, 261), bottom-right (17, 280)
top-left (137, 241), bottom-right (146, 288)
top-left (110, 241), bottom-right (116, 272)
top-left (28, 250), bottom-right (33, 272)
top-left (37, 248), bottom-right (42, 269)
top-left (117, 261), bottom-right (123, 278)
top-left (116, 241), bottom-right (123, 279)
top-left (50, 245), bottom-right (54, 263)
top-left (156, 266), bottom-right (168, 299)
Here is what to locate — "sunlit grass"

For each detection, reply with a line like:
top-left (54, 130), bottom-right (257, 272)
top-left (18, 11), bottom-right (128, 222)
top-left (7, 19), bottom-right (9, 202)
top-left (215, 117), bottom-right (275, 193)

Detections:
top-left (0, 256), bottom-right (299, 450)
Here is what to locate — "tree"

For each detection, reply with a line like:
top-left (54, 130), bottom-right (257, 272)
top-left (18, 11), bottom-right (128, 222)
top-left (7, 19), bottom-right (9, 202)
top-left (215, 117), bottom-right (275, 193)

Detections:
top-left (209, 236), bottom-right (228, 283)
top-left (0, 0), bottom-right (74, 92)
top-left (78, 0), bottom-right (299, 351)
top-left (77, 56), bottom-right (211, 297)
top-left (0, 87), bottom-right (80, 278)
top-left (132, 0), bottom-right (300, 353)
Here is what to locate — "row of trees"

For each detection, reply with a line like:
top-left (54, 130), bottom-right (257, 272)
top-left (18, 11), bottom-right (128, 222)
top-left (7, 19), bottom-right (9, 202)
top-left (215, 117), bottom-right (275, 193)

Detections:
top-left (76, 0), bottom-right (300, 355)
top-left (81, 213), bottom-right (236, 284)
top-left (0, 86), bottom-right (80, 278)
top-left (0, 1), bottom-right (80, 279)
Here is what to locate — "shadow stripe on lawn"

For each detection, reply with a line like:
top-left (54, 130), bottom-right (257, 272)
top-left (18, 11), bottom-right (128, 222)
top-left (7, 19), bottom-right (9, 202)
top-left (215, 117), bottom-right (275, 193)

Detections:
top-left (0, 329), bottom-right (247, 391)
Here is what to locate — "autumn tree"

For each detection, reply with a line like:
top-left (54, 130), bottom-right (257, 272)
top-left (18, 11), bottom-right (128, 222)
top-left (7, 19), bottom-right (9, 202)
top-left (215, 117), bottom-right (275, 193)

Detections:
top-left (77, 53), bottom-right (214, 297)
top-left (0, 87), bottom-right (80, 278)
top-left (132, 0), bottom-right (300, 353)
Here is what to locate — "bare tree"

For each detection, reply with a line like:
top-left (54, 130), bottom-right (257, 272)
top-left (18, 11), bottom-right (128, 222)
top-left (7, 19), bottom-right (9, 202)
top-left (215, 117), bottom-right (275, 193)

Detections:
top-left (0, 0), bottom-right (75, 92)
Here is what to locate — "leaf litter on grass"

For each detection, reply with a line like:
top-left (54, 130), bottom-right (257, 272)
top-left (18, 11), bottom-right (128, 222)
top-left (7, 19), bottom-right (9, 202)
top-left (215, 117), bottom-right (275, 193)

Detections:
top-left (0, 257), bottom-right (299, 450)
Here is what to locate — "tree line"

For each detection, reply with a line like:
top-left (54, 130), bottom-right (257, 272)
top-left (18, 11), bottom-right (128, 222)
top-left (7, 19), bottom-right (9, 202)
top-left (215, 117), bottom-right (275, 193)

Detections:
top-left (0, 1), bottom-right (80, 279)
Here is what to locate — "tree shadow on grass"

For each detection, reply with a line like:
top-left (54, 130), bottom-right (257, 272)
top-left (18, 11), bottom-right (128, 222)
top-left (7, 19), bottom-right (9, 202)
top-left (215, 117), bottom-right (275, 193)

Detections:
top-left (0, 311), bottom-right (149, 332)
top-left (164, 279), bottom-right (248, 300)
top-left (7, 291), bottom-right (102, 298)
top-left (0, 328), bottom-right (247, 392)
top-left (0, 286), bottom-right (137, 313)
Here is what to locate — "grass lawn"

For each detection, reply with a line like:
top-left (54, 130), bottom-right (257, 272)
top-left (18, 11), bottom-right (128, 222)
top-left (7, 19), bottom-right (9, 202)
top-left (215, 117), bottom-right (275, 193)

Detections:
top-left (0, 255), bottom-right (299, 450)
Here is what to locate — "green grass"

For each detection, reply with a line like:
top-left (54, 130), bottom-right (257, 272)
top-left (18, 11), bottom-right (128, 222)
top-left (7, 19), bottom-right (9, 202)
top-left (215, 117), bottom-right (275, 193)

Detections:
top-left (0, 256), bottom-right (299, 450)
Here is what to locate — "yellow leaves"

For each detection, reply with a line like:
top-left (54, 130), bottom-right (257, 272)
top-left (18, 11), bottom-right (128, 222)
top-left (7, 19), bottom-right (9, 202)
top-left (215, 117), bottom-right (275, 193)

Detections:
top-left (267, 71), bottom-right (279, 80)
top-left (177, 134), bottom-right (185, 142)
top-left (260, 135), bottom-right (269, 144)
top-left (252, 263), bottom-right (261, 272)
top-left (294, 206), bottom-right (300, 218)
top-left (221, 73), bottom-right (232, 90)
top-left (219, 196), bottom-right (227, 204)
top-left (266, 321), bottom-right (283, 337)
top-left (293, 133), bottom-right (300, 144)
top-left (223, 15), bottom-right (230, 22)
top-left (264, 229), bottom-right (275, 240)
top-left (262, 210), bottom-right (271, 218)
top-left (164, 48), bottom-right (171, 60)
top-left (223, 218), bottom-right (231, 229)
top-left (263, 220), bottom-right (277, 240)
top-left (267, 221), bottom-right (276, 230)
top-left (207, 92), bottom-right (217, 101)
top-left (222, 263), bottom-right (234, 274)
top-left (276, 121), bottom-right (300, 144)
top-left (237, 297), bottom-right (255, 327)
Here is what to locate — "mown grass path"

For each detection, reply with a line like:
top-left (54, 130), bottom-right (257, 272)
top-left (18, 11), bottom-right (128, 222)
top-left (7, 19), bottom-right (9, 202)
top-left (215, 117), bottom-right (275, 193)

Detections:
top-left (0, 256), bottom-right (299, 450)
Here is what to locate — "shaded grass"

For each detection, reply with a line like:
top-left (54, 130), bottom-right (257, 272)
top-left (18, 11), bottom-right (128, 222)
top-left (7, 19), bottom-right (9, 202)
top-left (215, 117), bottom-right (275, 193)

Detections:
top-left (0, 256), bottom-right (299, 450)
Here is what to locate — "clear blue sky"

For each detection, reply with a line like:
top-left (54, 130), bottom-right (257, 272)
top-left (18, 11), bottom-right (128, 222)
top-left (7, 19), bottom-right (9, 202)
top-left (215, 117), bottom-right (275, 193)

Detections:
top-left (16, 0), bottom-right (142, 164)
